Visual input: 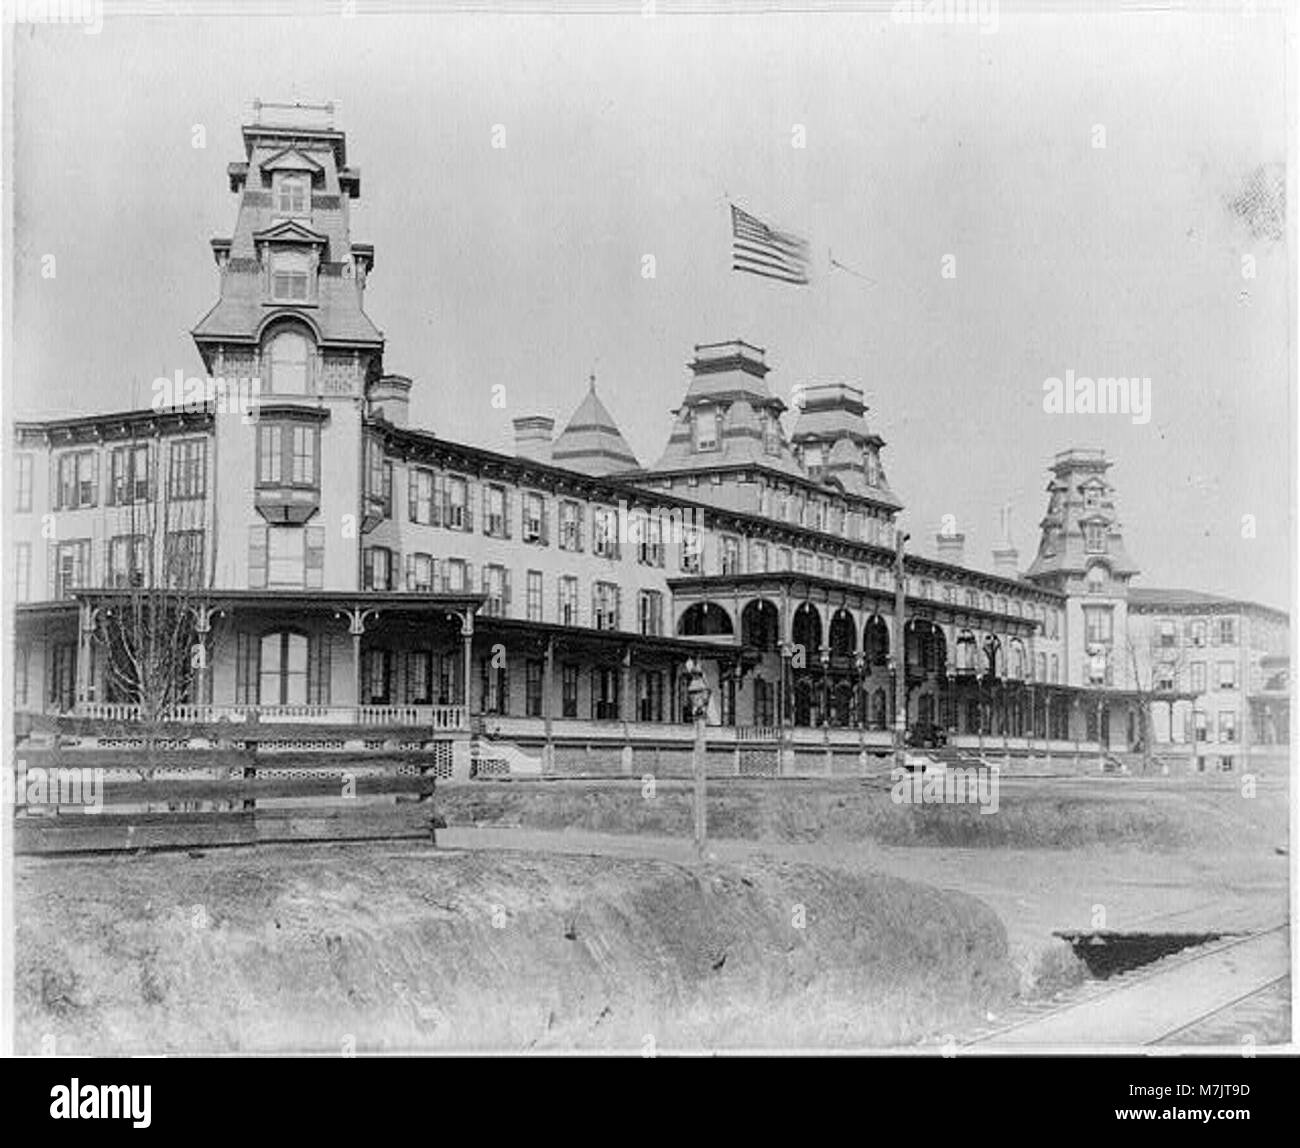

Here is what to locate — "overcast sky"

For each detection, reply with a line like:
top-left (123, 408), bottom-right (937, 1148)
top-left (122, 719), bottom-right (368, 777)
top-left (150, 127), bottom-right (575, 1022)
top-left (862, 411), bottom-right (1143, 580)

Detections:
top-left (8, 3), bottom-right (1292, 609)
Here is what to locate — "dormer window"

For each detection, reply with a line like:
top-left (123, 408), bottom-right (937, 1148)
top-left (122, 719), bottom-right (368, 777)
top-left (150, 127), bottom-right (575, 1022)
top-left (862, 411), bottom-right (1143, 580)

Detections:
top-left (763, 413), bottom-right (782, 456)
top-left (695, 407), bottom-right (718, 452)
top-left (803, 444), bottom-right (823, 475)
top-left (864, 448), bottom-right (881, 487)
top-left (277, 175), bottom-right (309, 216)
top-left (1083, 486), bottom-right (1101, 510)
top-left (271, 249), bottom-right (311, 302)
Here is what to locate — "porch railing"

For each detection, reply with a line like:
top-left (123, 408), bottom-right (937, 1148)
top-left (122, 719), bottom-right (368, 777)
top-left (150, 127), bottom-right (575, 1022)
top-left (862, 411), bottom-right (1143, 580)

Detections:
top-left (73, 701), bottom-right (466, 730)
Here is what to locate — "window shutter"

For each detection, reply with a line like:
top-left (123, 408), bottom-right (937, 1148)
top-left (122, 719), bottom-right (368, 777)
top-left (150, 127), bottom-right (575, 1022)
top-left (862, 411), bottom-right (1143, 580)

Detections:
top-left (503, 489), bottom-right (512, 539)
top-left (432, 473), bottom-right (443, 527)
top-left (88, 451), bottom-right (100, 507)
top-left (541, 499), bottom-right (550, 546)
top-left (481, 483), bottom-right (490, 533)
top-left (464, 481), bottom-right (475, 531)
top-left (248, 525), bottom-right (268, 589)
top-left (305, 524), bottom-right (325, 589)
top-left (503, 569), bottom-right (512, 616)
top-left (440, 562), bottom-right (451, 593)
top-left (576, 504), bottom-right (585, 552)
top-left (388, 549), bottom-right (399, 591)
top-left (430, 557), bottom-right (439, 591)
top-left (464, 562), bottom-right (475, 594)
top-left (405, 553), bottom-right (416, 590)
top-left (408, 469), bottom-right (419, 522)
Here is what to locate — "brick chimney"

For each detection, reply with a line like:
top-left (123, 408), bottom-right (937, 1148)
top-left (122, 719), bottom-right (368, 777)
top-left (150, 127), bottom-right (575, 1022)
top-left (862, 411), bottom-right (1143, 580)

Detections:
top-left (991, 505), bottom-right (1019, 576)
top-left (936, 531), bottom-right (966, 566)
top-left (513, 415), bottom-right (555, 464)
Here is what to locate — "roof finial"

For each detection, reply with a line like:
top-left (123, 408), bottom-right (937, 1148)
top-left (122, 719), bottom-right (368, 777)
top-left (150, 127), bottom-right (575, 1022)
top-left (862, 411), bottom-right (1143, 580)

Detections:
top-left (588, 370), bottom-right (596, 393)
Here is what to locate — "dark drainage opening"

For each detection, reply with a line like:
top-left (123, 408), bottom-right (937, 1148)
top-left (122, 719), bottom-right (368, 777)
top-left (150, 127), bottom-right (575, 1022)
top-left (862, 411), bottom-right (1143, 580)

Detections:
top-left (1053, 931), bottom-right (1226, 979)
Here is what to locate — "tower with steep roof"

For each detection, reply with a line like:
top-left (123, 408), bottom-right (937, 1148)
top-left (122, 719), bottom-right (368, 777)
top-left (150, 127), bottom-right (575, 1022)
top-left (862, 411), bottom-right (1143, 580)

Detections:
top-left (550, 374), bottom-right (641, 476)
top-left (1026, 448), bottom-right (1140, 688)
top-left (788, 382), bottom-right (901, 510)
top-left (191, 100), bottom-right (384, 590)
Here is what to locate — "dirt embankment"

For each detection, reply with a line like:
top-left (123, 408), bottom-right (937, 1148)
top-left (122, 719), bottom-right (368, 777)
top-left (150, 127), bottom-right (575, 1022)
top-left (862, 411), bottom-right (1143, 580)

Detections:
top-left (437, 777), bottom-right (1289, 852)
top-left (16, 843), bottom-right (1016, 1053)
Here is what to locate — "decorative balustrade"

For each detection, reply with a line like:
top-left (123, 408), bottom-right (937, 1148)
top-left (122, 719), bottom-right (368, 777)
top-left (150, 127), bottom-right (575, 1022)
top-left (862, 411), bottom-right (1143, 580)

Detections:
top-left (74, 701), bottom-right (466, 730)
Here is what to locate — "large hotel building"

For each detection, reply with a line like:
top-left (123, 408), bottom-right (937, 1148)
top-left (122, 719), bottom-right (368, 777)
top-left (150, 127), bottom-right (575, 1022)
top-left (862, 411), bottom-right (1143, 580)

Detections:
top-left (9, 106), bottom-right (1290, 776)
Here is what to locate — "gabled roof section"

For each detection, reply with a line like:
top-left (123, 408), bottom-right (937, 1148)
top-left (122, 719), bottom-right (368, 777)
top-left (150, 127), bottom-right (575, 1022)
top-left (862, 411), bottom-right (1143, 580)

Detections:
top-left (550, 377), bottom-right (641, 476)
top-left (260, 146), bottom-right (325, 176)
top-left (252, 219), bottom-right (329, 247)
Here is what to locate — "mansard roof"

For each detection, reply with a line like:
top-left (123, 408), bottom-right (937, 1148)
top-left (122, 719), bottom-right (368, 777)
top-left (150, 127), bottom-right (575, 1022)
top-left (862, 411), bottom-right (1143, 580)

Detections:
top-left (550, 379), bottom-right (641, 475)
top-left (190, 279), bottom-right (384, 349)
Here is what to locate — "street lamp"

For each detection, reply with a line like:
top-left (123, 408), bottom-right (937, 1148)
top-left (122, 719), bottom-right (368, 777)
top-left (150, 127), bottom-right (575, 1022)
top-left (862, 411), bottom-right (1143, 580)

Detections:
top-left (684, 657), bottom-right (712, 857)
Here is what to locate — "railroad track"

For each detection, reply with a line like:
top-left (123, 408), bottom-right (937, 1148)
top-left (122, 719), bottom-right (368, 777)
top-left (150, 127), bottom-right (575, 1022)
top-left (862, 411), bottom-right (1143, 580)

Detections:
top-left (964, 923), bottom-right (1290, 1048)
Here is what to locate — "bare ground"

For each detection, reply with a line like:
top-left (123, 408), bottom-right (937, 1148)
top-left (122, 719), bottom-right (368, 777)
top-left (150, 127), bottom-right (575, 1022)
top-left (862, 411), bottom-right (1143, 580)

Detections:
top-left (15, 844), bottom-right (1017, 1053)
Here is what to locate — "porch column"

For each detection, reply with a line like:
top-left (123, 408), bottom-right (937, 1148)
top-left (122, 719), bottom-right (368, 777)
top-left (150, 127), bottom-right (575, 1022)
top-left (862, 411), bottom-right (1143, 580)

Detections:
top-left (192, 603), bottom-right (215, 710)
top-left (460, 611), bottom-right (474, 721)
top-left (75, 601), bottom-right (93, 709)
top-left (344, 607), bottom-right (377, 717)
top-left (543, 635), bottom-right (555, 757)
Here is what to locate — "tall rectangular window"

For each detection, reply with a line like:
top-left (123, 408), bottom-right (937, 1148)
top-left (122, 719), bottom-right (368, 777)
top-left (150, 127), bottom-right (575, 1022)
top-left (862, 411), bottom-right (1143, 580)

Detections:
top-left (522, 492), bottom-right (546, 544)
top-left (558, 576), bottom-right (578, 626)
top-left (445, 476), bottom-right (468, 529)
top-left (558, 500), bottom-right (582, 551)
top-left (14, 542), bottom-right (31, 603)
top-left (485, 485), bottom-right (507, 537)
top-left (363, 546), bottom-right (392, 591)
top-left (592, 506), bottom-right (618, 558)
top-left (525, 660), bottom-right (543, 717)
top-left (1084, 523), bottom-right (1106, 553)
top-left (592, 667), bottom-right (620, 720)
top-left (637, 671), bottom-right (664, 723)
top-left (169, 439), bottom-right (207, 500)
top-left (108, 534), bottom-right (148, 588)
top-left (1216, 660), bottom-right (1237, 690)
top-left (480, 657), bottom-right (509, 715)
top-left (1216, 617), bottom-right (1237, 645)
top-left (526, 570), bottom-right (543, 622)
top-left (694, 407), bottom-right (718, 451)
top-left (1218, 711), bottom-right (1236, 743)
top-left (291, 426), bottom-right (317, 485)
top-left (410, 468), bottom-right (434, 525)
top-left (593, 582), bottom-right (620, 631)
top-left (15, 454), bottom-right (33, 512)
top-left (561, 664), bottom-right (578, 718)
top-left (57, 450), bottom-right (99, 510)
top-left (441, 558), bottom-right (467, 593)
top-left (720, 536), bottom-right (740, 575)
top-left (406, 552), bottom-right (434, 592)
top-left (639, 590), bottom-right (663, 636)
top-left (55, 540), bottom-right (91, 599)
top-left (1084, 606), bottom-right (1113, 645)
top-left (1191, 662), bottom-right (1206, 692)
top-left (483, 564), bottom-right (508, 617)
top-left (276, 175), bottom-right (309, 215)
top-left (165, 530), bottom-right (205, 589)
top-left (259, 425), bottom-right (284, 485)
top-left (271, 249), bottom-right (310, 302)
top-left (108, 444), bottom-right (150, 506)
top-left (268, 527), bottom-right (305, 588)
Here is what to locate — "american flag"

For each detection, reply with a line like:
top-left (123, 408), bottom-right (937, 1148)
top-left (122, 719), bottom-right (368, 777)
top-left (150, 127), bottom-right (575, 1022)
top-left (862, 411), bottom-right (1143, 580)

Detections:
top-left (730, 203), bottom-right (811, 285)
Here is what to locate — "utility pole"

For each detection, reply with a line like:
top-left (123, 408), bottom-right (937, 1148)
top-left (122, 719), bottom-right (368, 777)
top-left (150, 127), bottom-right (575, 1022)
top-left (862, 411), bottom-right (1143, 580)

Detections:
top-left (685, 658), bottom-right (711, 858)
top-left (893, 528), bottom-right (910, 772)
